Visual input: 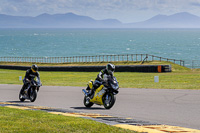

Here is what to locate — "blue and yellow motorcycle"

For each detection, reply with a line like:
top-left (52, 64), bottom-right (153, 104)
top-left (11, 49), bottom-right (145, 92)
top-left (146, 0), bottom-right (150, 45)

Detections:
top-left (82, 75), bottom-right (119, 109)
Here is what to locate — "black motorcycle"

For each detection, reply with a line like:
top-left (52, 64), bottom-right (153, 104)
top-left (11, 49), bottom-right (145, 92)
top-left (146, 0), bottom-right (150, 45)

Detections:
top-left (19, 77), bottom-right (42, 102)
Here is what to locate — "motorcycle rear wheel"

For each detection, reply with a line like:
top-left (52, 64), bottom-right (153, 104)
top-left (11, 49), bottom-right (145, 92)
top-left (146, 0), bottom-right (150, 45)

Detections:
top-left (83, 96), bottom-right (94, 108)
top-left (103, 93), bottom-right (116, 109)
top-left (19, 89), bottom-right (25, 102)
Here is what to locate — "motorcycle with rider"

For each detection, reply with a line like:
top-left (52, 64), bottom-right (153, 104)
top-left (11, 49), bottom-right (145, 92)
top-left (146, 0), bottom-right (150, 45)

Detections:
top-left (19, 64), bottom-right (42, 102)
top-left (82, 63), bottom-right (119, 109)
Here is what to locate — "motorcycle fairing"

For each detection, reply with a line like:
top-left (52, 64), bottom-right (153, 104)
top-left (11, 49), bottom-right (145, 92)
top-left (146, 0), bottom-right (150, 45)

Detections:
top-left (90, 85), bottom-right (105, 105)
top-left (88, 80), bottom-right (93, 89)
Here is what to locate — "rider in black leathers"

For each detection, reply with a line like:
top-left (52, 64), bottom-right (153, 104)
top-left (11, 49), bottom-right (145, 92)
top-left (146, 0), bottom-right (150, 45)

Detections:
top-left (21, 64), bottom-right (40, 94)
top-left (87, 63), bottom-right (115, 95)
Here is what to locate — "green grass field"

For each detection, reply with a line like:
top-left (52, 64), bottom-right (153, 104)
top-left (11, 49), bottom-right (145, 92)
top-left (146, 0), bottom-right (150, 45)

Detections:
top-left (0, 106), bottom-right (135, 133)
top-left (0, 61), bottom-right (199, 133)
top-left (0, 61), bottom-right (199, 89)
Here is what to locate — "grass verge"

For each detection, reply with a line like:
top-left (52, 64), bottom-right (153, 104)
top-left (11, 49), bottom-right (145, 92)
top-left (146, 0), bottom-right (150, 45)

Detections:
top-left (0, 106), bottom-right (135, 133)
top-left (0, 61), bottom-right (199, 89)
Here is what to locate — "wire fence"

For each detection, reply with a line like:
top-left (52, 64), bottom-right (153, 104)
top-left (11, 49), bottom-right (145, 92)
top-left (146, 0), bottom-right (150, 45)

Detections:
top-left (185, 60), bottom-right (200, 69)
top-left (0, 54), bottom-right (185, 67)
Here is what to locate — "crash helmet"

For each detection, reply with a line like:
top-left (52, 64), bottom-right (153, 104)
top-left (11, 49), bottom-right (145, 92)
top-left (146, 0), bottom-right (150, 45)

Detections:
top-left (106, 63), bottom-right (115, 74)
top-left (31, 64), bottom-right (38, 73)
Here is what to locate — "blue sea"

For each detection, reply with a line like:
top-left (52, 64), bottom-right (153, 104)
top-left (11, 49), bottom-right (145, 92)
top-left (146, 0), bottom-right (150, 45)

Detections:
top-left (0, 28), bottom-right (200, 67)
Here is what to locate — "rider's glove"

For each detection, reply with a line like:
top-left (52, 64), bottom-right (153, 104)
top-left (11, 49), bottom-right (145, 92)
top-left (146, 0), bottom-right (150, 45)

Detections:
top-left (102, 81), bottom-right (108, 86)
top-left (26, 79), bottom-right (31, 83)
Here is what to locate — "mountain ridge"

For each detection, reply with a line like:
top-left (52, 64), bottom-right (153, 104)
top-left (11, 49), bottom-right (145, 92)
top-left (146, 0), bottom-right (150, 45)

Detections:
top-left (1, 12), bottom-right (200, 28)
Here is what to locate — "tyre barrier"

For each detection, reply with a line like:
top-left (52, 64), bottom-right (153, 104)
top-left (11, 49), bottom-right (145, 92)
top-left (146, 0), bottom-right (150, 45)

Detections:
top-left (0, 65), bottom-right (171, 72)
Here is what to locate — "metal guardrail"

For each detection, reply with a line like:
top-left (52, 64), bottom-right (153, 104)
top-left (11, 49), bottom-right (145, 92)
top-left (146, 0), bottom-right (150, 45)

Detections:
top-left (0, 54), bottom-right (185, 66)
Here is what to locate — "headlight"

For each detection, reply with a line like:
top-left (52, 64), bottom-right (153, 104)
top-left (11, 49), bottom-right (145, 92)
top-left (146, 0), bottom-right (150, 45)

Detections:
top-left (111, 83), bottom-right (119, 90)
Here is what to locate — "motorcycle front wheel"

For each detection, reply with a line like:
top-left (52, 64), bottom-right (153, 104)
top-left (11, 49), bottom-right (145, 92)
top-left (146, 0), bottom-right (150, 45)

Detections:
top-left (29, 89), bottom-right (37, 102)
top-left (83, 96), bottom-right (94, 108)
top-left (19, 89), bottom-right (25, 102)
top-left (103, 93), bottom-right (116, 109)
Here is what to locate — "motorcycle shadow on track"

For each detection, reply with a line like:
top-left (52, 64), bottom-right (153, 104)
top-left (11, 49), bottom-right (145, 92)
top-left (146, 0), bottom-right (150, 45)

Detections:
top-left (70, 107), bottom-right (105, 110)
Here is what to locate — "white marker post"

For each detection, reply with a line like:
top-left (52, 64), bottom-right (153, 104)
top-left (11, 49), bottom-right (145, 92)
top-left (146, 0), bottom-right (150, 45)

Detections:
top-left (19, 76), bottom-right (22, 81)
top-left (154, 76), bottom-right (159, 83)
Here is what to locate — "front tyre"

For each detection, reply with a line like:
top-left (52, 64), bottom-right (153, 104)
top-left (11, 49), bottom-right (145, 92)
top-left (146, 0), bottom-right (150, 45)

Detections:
top-left (103, 93), bottom-right (116, 109)
top-left (83, 96), bottom-right (94, 108)
top-left (30, 89), bottom-right (37, 102)
top-left (19, 89), bottom-right (25, 102)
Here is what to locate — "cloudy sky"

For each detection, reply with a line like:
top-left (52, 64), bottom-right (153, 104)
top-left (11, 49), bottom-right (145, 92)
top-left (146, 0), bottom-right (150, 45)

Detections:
top-left (1, 0), bottom-right (200, 23)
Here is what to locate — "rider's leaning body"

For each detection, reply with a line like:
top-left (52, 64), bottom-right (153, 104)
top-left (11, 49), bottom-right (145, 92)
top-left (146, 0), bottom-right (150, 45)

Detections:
top-left (21, 64), bottom-right (40, 93)
top-left (89, 63), bottom-right (115, 93)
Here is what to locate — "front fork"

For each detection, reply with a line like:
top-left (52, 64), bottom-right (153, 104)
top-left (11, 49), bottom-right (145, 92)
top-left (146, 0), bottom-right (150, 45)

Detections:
top-left (106, 94), bottom-right (109, 100)
top-left (105, 93), bottom-right (111, 105)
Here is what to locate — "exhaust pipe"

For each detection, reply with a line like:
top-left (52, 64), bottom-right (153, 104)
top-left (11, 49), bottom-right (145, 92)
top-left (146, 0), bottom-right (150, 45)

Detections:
top-left (82, 89), bottom-right (89, 96)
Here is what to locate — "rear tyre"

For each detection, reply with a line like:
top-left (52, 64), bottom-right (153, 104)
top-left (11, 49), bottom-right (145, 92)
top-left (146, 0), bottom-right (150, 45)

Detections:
top-left (83, 96), bottom-right (94, 108)
top-left (103, 93), bottom-right (116, 109)
top-left (19, 89), bottom-right (25, 102)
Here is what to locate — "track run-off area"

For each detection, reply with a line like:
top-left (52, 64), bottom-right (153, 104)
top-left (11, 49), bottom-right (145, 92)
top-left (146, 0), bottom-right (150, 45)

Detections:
top-left (0, 84), bottom-right (200, 133)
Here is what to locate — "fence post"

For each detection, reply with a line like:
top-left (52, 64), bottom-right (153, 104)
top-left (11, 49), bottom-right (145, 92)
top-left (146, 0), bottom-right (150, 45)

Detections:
top-left (99, 55), bottom-right (101, 62)
top-left (131, 54), bottom-right (133, 61)
top-left (136, 54), bottom-right (138, 62)
top-left (146, 54), bottom-right (148, 62)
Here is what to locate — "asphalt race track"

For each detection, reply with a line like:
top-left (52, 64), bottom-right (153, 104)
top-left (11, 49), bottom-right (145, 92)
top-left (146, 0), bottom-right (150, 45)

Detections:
top-left (0, 84), bottom-right (200, 130)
